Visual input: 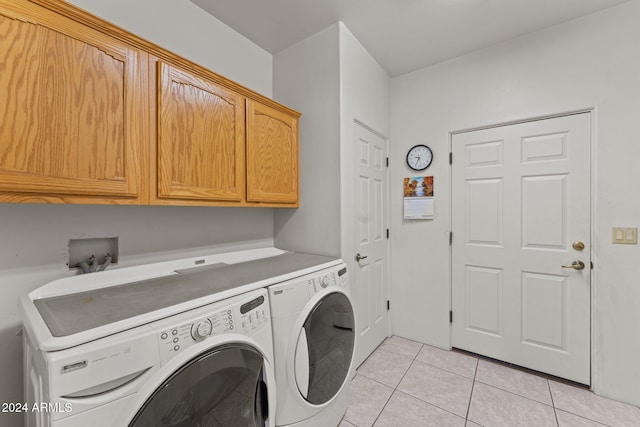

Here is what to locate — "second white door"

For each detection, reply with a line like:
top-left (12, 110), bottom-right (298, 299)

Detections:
top-left (451, 113), bottom-right (591, 385)
top-left (353, 123), bottom-right (389, 367)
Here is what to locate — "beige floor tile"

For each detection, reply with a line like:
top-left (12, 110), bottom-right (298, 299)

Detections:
top-left (347, 336), bottom-right (640, 427)
top-left (343, 374), bottom-right (393, 427)
top-left (475, 359), bottom-right (552, 405)
top-left (397, 361), bottom-right (473, 417)
top-left (416, 345), bottom-right (478, 379)
top-left (550, 381), bottom-right (640, 426)
top-left (377, 336), bottom-right (423, 360)
top-left (556, 410), bottom-right (610, 427)
top-left (468, 382), bottom-right (556, 427)
top-left (374, 391), bottom-right (465, 427)
top-left (357, 348), bottom-right (413, 388)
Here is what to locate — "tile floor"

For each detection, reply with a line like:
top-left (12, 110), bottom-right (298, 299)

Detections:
top-left (340, 336), bottom-right (640, 427)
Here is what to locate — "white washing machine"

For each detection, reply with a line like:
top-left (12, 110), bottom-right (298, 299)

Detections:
top-left (22, 288), bottom-right (275, 427)
top-left (19, 248), bottom-right (341, 427)
top-left (268, 263), bottom-right (355, 427)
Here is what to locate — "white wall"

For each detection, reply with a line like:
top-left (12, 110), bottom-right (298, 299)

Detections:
top-left (65, 0), bottom-right (273, 96)
top-left (273, 23), bottom-right (391, 263)
top-left (273, 23), bottom-right (390, 369)
top-left (0, 205), bottom-right (273, 427)
top-left (338, 23), bottom-right (391, 140)
top-left (338, 21), bottom-right (391, 239)
top-left (0, 2), bottom-right (276, 426)
top-left (273, 25), bottom-right (342, 256)
top-left (390, 0), bottom-right (640, 405)
top-left (337, 24), bottom-right (391, 360)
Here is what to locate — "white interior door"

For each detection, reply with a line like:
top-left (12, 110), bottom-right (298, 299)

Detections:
top-left (451, 113), bottom-right (591, 385)
top-left (353, 123), bottom-right (389, 367)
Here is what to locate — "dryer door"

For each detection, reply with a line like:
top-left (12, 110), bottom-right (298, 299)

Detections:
top-left (295, 291), bottom-right (355, 405)
top-left (129, 344), bottom-right (269, 427)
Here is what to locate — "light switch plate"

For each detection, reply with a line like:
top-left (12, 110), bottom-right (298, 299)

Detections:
top-left (612, 227), bottom-right (637, 244)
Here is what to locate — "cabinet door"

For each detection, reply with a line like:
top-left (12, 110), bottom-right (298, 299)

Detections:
top-left (246, 100), bottom-right (298, 204)
top-left (157, 62), bottom-right (245, 202)
top-left (0, 0), bottom-right (146, 202)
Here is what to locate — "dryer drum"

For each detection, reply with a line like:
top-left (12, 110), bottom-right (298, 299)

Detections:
top-left (129, 344), bottom-right (268, 427)
top-left (300, 292), bottom-right (355, 405)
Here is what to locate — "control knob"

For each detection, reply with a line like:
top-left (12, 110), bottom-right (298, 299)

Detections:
top-left (320, 276), bottom-right (330, 288)
top-left (191, 319), bottom-right (212, 341)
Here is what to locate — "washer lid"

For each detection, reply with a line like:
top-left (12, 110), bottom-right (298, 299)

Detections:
top-left (34, 252), bottom-right (335, 337)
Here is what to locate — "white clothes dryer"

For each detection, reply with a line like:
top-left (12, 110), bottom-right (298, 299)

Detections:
top-left (23, 288), bottom-right (275, 427)
top-left (268, 263), bottom-right (355, 427)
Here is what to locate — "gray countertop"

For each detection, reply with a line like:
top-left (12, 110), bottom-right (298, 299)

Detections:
top-left (34, 251), bottom-right (335, 337)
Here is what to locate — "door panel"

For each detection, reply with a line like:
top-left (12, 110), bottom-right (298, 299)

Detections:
top-left (464, 265), bottom-right (502, 337)
top-left (0, 2), bottom-right (145, 200)
top-left (245, 100), bottom-right (298, 204)
top-left (157, 62), bottom-right (245, 202)
top-left (521, 272), bottom-right (566, 349)
top-left (452, 113), bottom-right (591, 385)
top-left (353, 124), bottom-right (389, 367)
top-left (466, 178), bottom-right (503, 245)
top-left (522, 175), bottom-right (566, 248)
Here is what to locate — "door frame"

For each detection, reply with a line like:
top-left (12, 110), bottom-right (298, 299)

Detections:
top-left (448, 107), bottom-right (598, 389)
top-left (343, 118), bottom-right (392, 369)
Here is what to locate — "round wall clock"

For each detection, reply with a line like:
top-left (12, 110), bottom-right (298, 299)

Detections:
top-left (406, 144), bottom-right (433, 171)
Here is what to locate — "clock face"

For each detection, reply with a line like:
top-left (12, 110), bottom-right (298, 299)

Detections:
top-left (406, 145), bottom-right (433, 171)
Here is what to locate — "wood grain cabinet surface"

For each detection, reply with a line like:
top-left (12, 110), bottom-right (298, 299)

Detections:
top-left (0, 0), bottom-right (147, 204)
top-left (0, 0), bottom-right (299, 207)
top-left (156, 62), bottom-right (245, 203)
top-left (246, 100), bottom-right (299, 204)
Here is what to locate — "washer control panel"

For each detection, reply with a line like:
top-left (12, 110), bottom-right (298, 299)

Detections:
top-left (191, 319), bottom-right (212, 341)
top-left (153, 290), bottom-right (269, 364)
top-left (308, 265), bottom-right (349, 293)
top-left (239, 295), bottom-right (268, 335)
top-left (189, 306), bottom-right (235, 341)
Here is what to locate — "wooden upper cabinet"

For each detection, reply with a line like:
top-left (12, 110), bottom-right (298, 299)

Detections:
top-left (0, 0), bottom-right (299, 207)
top-left (0, 0), bottom-right (147, 203)
top-left (246, 100), bottom-right (299, 205)
top-left (156, 62), bottom-right (245, 202)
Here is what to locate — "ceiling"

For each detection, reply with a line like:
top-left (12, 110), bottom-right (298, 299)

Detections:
top-left (190, 0), bottom-right (630, 77)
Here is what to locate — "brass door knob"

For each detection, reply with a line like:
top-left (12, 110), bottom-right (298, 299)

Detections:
top-left (572, 241), bottom-right (585, 251)
top-left (562, 261), bottom-right (585, 270)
